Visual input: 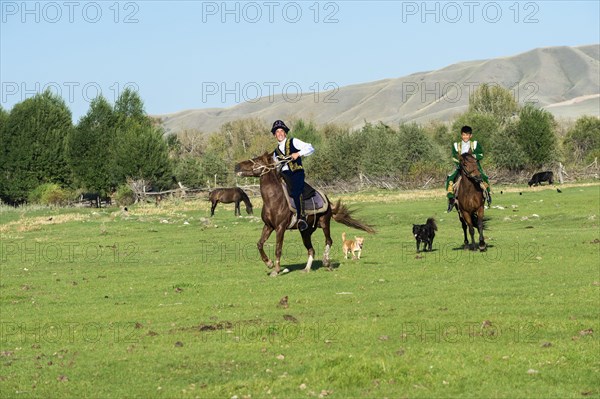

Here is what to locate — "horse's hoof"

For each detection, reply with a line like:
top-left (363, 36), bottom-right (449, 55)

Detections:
top-left (479, 245), bottom-right (487, 252)
top-left (269, 271), bottom-right (278, 277)
top-left (266, 260), bottom-right (274, 269)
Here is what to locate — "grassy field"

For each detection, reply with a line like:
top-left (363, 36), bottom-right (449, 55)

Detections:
top-left (1, 183), bottom-right (598, 398)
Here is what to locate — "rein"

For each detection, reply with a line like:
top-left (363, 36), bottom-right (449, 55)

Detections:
top-left (460, 159), bottom-right (483, 185)
top-left (249, 156), bottom-right (292, 176)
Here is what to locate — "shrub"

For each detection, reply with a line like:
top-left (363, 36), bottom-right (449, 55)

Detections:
top-left (114, 184), bottom-right (135, 206)
top-left (28, 183), bottom-right (69, 206)
top-left (515, 104), bottom-right (557, 168)
top-left (563, 115), bottom-right (600, 164)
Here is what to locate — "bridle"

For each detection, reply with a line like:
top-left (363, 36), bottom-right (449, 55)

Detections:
top-left (248, 156), bottom-right (293, 176)
top-left (460, 155), bottom-right (483, 184)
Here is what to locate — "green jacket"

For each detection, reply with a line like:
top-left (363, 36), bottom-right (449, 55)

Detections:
top-left (452, 140), bottom-right (483, 167)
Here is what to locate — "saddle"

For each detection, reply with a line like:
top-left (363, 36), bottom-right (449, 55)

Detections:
top-left (280, 179), bottom-right (328, 215)
top-left (279, 172), bottom-right (316, 199)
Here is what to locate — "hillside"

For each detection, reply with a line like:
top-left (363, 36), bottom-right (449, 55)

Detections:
top-left (158, 44), bottom-right (600, 134)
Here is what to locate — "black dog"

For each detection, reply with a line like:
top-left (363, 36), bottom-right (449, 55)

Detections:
top-left (413, 218), bottom-right (437, 252)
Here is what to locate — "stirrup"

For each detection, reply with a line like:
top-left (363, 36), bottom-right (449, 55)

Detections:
top-left (297, 219), bottom-right (308, 232)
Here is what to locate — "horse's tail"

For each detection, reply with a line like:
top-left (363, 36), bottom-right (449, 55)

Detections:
top-left (426, 217), bottom-right (437, 231)
top-left (240, 190), bottom-right (252, 210)
top-left (332, 199), bottom-right (376, 234)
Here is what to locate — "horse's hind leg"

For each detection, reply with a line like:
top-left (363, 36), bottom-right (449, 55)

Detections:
top-left (300, 230), bottom-right (316, 273)
top-left (319, 214), bottom-right (333, 269)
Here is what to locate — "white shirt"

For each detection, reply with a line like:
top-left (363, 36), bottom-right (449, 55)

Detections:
top-left (461, 140), bottom-right (471, 154)
top-left (273, 137), bottom-right (315, 171)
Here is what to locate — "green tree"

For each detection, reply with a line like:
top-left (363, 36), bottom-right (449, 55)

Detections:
top-left (291, 119), bottom-right (321, 148)
top-left (326, 129), bottom-right (362, 180)
top-left (469, 83), bottom-right (518, 126)
top-left (516, 104), bottom-right (557, 167)
top-left (0, 106), bottom-right (9, 200)
top-left (0, 106), bottom-right (8, 131)
top-left (114, 87), bottom-right (147, 122)
top-left (451, 112), bottom-right (500, 161)
top-left (112, 90), bottom-right (173, 189)
top-left (200, 151), bottom-right (229, 187)
top-left (398, 122), bottom-right (436, 165)
top-left (0, 91), bottom-right (73, 203)
top-left (360, 122), bottom-right (400, 176)
top-left (66, 96), bottom-right (116, 194)
top-left (305, 124), bottom-right (349, 182)
top-left (563, 115), bottom-right (600, 164)
top-left (491, 120), bottom-right (527, 170)
top-left (115, 122), bottom-right (173, 189)
top-left (173, 157), bottom-right (205, 188)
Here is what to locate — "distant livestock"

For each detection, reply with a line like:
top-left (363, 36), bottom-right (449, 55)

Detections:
top-left (528, 171), bottom-right (554, 187)
top-left (80, 192), bottom-right (112, 208)
top-left (208, 187), bottom-right (253, 216)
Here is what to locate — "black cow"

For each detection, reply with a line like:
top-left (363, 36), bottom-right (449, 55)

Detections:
top-left (81, 192), bottom-right (112, 208)
top-left (528, 171), bottom-right (554, 187)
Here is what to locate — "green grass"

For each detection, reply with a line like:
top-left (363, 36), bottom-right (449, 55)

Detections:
top-left (1, 184), bottom-right (599, 398)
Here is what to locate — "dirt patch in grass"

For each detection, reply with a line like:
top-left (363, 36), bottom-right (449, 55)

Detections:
top-left (0, 213), bottom-right (89, 233)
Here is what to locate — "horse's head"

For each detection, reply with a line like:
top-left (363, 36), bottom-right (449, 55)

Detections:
top-left (235, 152), bottom-right (275, 177)
top-left (459, 152), bottom-right (480, 177)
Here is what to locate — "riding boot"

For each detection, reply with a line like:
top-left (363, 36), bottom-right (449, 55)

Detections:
top-left (447, 197), bottom-right (455, 213)
top-left (292, 195), bottom-right (308, 231)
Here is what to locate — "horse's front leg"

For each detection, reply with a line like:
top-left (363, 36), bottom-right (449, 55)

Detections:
top-left (477, 208), bottom-right (486, 251)
top-left (459, 214), bottom-right (469, 249)
top-left (235, 201), bottom-right (240, 216)
top-left (271, 227), bottom-right (286, 277)
top-left (257, 224), bottom-right (274, 269)
top-left (469, 223), bottom-right (476, 251)
top-left (210, 201), bottom-right (218, 217)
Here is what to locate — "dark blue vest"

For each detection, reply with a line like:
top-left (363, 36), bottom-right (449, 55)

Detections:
top-left (274, 137), bottom-right (303, 171)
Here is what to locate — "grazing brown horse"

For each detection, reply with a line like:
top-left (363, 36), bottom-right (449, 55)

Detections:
top-left (235, 153), bottom-right (375, 276)
top-left (455, 153), bottom-right (486, 251)
top-left (209, 187), bottom-right (253, 216)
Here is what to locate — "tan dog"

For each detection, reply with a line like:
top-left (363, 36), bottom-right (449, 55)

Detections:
top-left (342, 232), bottom-right (364, 260)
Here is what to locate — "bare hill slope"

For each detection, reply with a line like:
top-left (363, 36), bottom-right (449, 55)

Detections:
top-left (158, 44), bottom-right (599, 134)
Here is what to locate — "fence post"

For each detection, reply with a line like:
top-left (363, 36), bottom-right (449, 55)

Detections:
top-left (557, 162), bottom-right (565, 184)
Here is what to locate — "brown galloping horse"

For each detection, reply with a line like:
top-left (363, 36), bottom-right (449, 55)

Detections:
top-left (455, 152), bottom-right (486, 251)
top-left (208, 187), bottom-right (253, 216)
top-left (235, 153), bottom-right (375, 276)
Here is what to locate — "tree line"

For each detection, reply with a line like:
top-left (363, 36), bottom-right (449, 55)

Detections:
top-left (1, 85), bottom-right (598, 205)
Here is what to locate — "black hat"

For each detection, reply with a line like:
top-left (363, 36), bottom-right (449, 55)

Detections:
top-left (271, 120), bottom-right (289, 134)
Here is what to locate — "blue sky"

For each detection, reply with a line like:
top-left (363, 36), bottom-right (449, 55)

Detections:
top-left (1, 0), bottom-right (599, 121)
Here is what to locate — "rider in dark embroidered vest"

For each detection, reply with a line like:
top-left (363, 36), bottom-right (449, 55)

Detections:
top-left (271, 120), bottom-right (314, 232)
